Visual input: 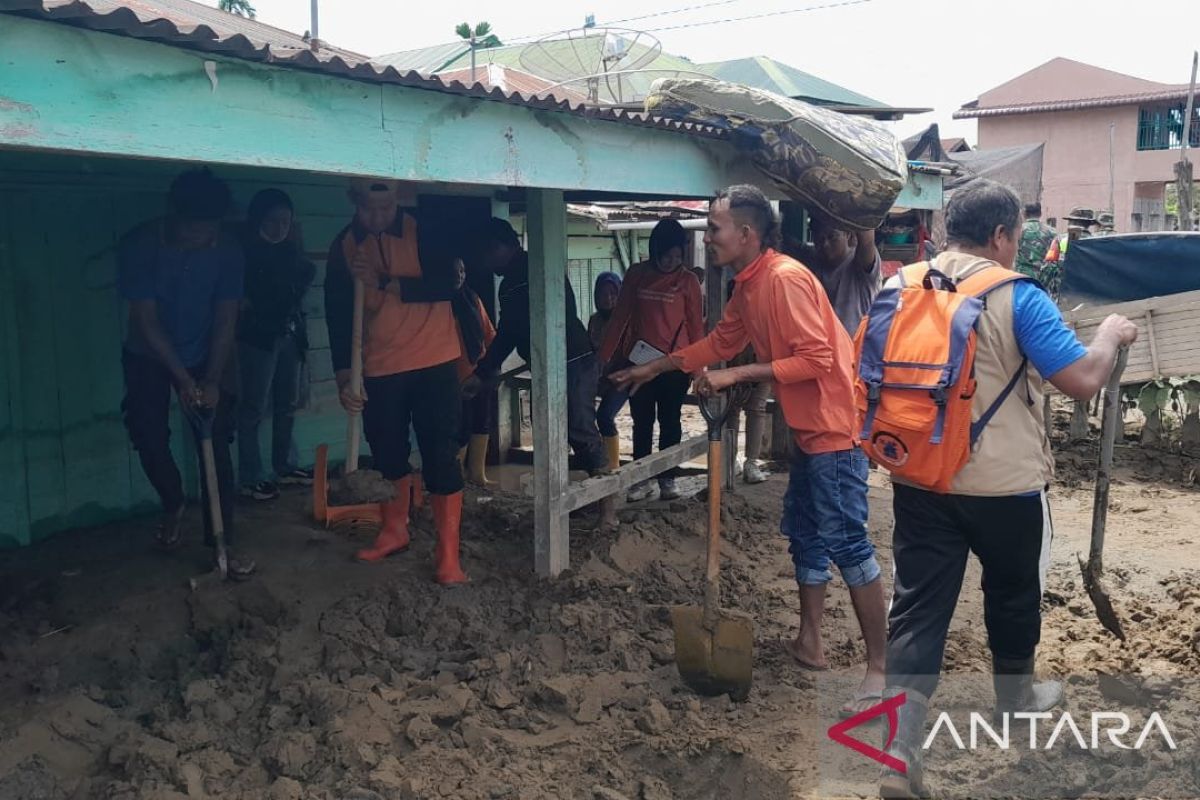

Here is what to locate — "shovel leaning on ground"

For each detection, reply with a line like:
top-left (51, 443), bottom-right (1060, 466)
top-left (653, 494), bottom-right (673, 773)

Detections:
top-left (672, 386), bottom-right (755, 701)
top-left (185, 403), bottom-right (228, 590)
top-left (313, 277), bottom-right (392, 528)
top-left (1079, 346), bottom-right (1129, 641)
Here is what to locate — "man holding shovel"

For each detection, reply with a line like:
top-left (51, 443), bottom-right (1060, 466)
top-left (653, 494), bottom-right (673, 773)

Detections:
top-left (611, 184), bottom-right (888, 717)
top-left (119, 168), bottom-right (254, 577)
top-left (874, 180), bottom-right (1138, 799)
top-left (324, 179), bottom-right (479, 585)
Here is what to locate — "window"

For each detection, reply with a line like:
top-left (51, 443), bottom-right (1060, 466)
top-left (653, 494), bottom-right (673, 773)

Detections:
top-left (1137, 103), bottom-right (1200, 151)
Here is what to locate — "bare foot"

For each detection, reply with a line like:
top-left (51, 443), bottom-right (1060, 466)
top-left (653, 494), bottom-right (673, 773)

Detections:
top-left (786, 630), bottom-right (829, 671)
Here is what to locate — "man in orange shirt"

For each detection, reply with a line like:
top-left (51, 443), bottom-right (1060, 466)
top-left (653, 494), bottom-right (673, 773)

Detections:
top-left (325, 179), bottom-right (482, 585)
top-left (613, 185), bottom-right (887, 716)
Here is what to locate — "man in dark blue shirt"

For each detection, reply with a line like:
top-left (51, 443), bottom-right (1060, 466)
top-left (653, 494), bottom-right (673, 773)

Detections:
top-left (119, 168), bottom-right (252, 575)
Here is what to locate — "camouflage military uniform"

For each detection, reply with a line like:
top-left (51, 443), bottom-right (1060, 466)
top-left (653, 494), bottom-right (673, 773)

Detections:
top-left (1016, 218), bottom-right (1057, 282)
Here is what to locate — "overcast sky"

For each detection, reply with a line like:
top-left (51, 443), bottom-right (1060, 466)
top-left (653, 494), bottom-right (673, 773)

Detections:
top-left (247, 0), bottom-right (1198, 142)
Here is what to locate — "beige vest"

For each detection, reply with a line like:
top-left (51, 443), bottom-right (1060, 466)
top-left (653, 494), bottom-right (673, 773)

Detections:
top-left (928, 252), bottom-right (1054, 496)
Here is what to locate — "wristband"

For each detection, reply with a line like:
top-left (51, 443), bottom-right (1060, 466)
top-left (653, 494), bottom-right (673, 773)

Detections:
top-left (377, 273), bottom-right (392, 292)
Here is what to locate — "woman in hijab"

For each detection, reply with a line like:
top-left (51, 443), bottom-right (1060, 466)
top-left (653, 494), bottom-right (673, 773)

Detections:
top-left (236, 189), bottom-right (317, 500)
top-left (598, 220), bottom-right (704, 502)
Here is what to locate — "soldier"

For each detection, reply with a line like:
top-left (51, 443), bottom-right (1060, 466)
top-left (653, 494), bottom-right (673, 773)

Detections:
top-left (1015, 202), bottom-right (1057, 281)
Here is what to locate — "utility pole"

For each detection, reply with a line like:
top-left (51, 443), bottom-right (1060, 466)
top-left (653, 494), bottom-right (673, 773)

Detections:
top-left (309, 0), bottom-right (319, 50)
top-left (1108, 122), bottom-right (1115, 225)
top-left (1176, 51), bottom-right (1198, 231)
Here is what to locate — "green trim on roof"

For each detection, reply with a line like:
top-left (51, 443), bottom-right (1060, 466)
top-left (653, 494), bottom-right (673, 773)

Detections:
top-left (697, 56), bottom-right (884, 108)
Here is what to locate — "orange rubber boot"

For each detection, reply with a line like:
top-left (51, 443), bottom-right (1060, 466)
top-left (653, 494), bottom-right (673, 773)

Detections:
top-left (356, 477), bottom-right (412, 562)
top-left (431, 491), bottom-right (469, 585)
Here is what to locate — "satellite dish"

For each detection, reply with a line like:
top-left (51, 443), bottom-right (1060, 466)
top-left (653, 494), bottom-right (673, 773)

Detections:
top-left (519, 27), bottom-right (665, 105)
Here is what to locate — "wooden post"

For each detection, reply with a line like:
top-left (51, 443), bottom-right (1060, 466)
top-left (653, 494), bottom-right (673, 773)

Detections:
top-left (528, 189), bottom-right (570, 577)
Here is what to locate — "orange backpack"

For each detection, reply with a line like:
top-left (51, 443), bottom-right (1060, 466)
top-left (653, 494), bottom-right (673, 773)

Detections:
top-left (852, 262), bottom-right (1033, 493)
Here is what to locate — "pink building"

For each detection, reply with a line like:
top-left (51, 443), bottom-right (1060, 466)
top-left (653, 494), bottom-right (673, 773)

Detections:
top-left (956, 58), bottom-right (1198, 232)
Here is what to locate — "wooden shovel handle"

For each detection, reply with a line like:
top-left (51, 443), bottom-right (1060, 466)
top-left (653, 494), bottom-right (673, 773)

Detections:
top-left (345, 278), bottom-right (365, 475)
top-left (200, 436), bottom-right (227, 579)
top-left (1088, 346), bottom-right (1129, 572)
top-left (703, 438), bottom-right (722, 629)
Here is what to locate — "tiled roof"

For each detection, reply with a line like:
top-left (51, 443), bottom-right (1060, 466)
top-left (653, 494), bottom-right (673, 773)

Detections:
top-left (436, 64), bottom-right (589, 104)
top-left (955, 87), bottom-right (1195, 118)
top-left (0, 0), bottom-right (728, 139)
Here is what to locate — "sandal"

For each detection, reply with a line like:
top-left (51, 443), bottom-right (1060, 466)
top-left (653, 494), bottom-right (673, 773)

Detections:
top-left (838, 691), bottom-right (883, 720)
top-left (156, 506), bottom-right (186, 551)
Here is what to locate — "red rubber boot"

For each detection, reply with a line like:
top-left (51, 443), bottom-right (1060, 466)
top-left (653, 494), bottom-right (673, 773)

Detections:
top-left (356, 477), bottom-right (412, 562)
top-left (431, 491), bottom-right (469, 585)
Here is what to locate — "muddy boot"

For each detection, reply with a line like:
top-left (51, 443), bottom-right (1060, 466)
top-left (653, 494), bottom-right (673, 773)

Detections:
top-left (603, 435), bottom-right (621, 472)
top-left (627, 481), bottom-right (655, 502)
top-left (878, 688), bottom-right (930, 800)
top-left (356, 477), bottom-right (412, 562)
top-left (466, 434), bottom-right (496, 487)
top-left (432, 491), bottom-right (469, 585)
top-left (658, 476), bottom-right (681, 500)
top-left (743, 460), bottom-right (770, 484)
top-left (992, 655), bottom-right (1063, 719)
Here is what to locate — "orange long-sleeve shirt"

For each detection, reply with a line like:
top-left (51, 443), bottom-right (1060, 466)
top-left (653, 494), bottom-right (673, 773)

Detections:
top-left (598, 262), bottom-right (704, 365)
top-left (456, 293), bottom-right (497, 383)
top-left (673, 249), bottom-right (857, 455)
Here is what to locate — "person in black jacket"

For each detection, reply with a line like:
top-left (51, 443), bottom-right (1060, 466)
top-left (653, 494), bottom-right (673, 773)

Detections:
top-left (473, 218), bottom-right (608, 475)
top-left (236, 189), bottom-right (317, 500)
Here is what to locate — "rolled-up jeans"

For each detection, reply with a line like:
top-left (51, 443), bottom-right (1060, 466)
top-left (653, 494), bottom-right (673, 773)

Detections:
top-left (779, 446), bottom-right (879, 587)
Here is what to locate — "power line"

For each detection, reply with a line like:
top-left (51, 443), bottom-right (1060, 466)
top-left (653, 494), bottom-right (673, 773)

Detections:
top-left (603, 0), bottom-right (743, 27)
top-left (503, 0), bottom-right (743, 45)
top-left (643, 0), bottom-right (875, 32)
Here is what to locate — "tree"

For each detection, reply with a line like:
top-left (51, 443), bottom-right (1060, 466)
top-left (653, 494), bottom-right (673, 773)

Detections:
top-left (455, 21), bottom-right (501, 85)
top-left (455, 21), bottom-right (502, 50)
top-left (218, 0), bottom-right (256, 19)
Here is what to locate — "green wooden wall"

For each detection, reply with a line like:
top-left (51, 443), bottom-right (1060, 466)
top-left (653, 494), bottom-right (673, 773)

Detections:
top-left (0, 153), bottom-right (377, 547)
top-left (0, 152), bottom-right (649, 548)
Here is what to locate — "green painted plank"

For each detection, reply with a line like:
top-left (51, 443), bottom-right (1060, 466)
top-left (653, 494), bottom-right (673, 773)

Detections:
top-left (0, 189), bottom-right (31, 547)
top-left (0, 16), bottom-right (760, 198)
top-left (13, 192), bottom-right (68, 540)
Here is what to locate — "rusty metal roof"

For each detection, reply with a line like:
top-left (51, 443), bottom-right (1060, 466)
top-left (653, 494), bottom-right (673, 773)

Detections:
top-left (955, 87), bottom-right (1195, 119)
top-left (1, 0), bottom-right (728, 139)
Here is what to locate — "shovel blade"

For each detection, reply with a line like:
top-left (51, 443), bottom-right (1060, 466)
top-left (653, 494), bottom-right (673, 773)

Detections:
top-left (1079, 558), bottom-right (1127, 641)
top-left (671, 605), bottom-right (753, 701)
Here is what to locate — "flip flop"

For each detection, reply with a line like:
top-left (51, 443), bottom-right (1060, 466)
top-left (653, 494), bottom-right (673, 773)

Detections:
top-left (839, 691), bottom-right (883, 720)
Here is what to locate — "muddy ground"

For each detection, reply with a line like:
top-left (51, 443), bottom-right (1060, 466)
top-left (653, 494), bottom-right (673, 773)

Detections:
top-left (1, 407), bottom-right (1198, 800)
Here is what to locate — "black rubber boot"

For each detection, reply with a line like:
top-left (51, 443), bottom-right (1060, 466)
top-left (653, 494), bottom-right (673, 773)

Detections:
top-left (878, 687), bottom-right (931, 799)
top-left (992, 655), bottom-right (1063, 719)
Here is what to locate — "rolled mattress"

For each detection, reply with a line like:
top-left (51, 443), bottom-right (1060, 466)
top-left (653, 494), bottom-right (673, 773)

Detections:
top-left (646, 78), bottom-right (908, 230)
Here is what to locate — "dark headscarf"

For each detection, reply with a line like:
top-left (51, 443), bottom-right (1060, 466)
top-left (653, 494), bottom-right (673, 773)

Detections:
top-left (246, 188), bottom-right (294, 241)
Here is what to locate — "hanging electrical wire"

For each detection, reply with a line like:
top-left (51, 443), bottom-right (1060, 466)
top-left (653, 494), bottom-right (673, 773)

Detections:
top-left (643, 0), bottom-right (875, 32)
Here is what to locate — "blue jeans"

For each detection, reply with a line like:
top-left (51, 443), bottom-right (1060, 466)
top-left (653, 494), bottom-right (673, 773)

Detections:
top-left (596, 384), bottom-right (628, 438)
top-left (780, 447), bottom-right (880, 587)
top-left (237, 337), bottom-right (302, 484)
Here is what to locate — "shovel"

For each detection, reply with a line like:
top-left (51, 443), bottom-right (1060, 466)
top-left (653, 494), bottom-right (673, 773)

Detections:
top-left (312, 277), bottom-right (392, 528)
top-left (1078, 346), bottom-right (1128, 641)
top-left (672, 386), bottom-right (755, 701)
top-left (184, 403), bottom-right (228, 590)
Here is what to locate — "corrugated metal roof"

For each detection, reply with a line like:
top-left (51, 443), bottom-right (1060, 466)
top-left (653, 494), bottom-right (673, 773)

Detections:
top-left (955, 87), bottom-right (1195, 119)
top-left (697, 56), bottom-right (883, 108)
top-left (374, 41), bottom-right (469, 74)
top-left (0, 0), bottom-right (728, 140)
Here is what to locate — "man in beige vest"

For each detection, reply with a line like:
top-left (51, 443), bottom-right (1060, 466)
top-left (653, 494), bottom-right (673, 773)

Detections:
top-left (878, 180), bottom-right (1138, 799)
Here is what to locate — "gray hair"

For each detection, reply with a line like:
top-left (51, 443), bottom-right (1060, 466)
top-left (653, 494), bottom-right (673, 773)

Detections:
top-left (945, 179), bottom-right (1021, 247)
